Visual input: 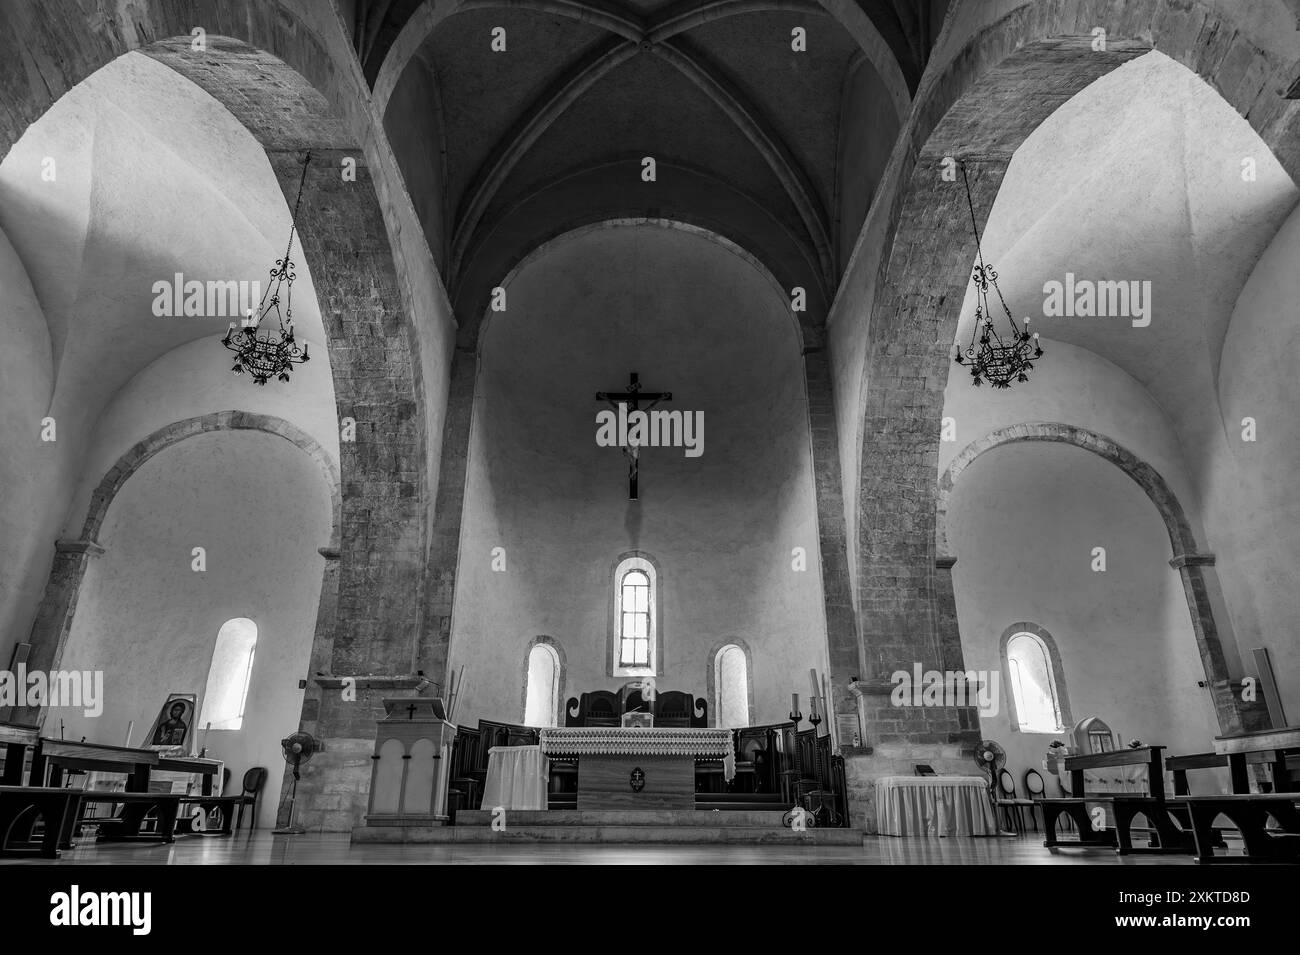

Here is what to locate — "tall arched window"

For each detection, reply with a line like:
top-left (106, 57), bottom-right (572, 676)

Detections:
top-left (610, 554), bottom-right (659, 677)
top-left (523, 642), bottom-right (561, 727)
top-left (620, 570), bottom-right (650, 667)
top-left (1001, 625), bottom-right (1069, 734)
top-left (200, 617), bottom-right (257, 731)
top-left (713, 644), bottom-right (750, 729)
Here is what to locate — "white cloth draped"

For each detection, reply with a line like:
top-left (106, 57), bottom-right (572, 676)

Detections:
top-left (875, 775), bottom-right (997, 837)
top-left (538, 727), bottom-right (735, 781)
top-left (480, 745), bottom-right (550, 810)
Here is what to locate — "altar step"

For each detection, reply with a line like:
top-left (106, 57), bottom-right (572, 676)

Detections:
top-left (353, 810), bottom-right (863, 845)
top-left (546, 794), bottom-right (788, 812)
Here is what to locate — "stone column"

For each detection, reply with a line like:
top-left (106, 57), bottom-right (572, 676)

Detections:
top-left (1170, 553), bottom-right (1249, 734)
top-left (17, 538), bottom-right (105, 725)
top-left (802, 340), bottom-right (863, 749)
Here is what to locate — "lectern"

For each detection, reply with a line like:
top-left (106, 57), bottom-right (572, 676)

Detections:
top-left (361, 698), bottom-right (456, 829)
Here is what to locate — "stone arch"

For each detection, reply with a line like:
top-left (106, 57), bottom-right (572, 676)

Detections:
top-left (851, 0), bottom-right (1295, 728)
top-left (422, 217), bottom-right (859, 716)
top-left (477, 218), bottom-right (805, 352)
top-left (519, 635), bottom-right (567, 728)
top-left (0, 9), bottom-right (428, 680)
top-left (24, 412), bottom-right (340, 683)
top-left (937, 421), bottom-right (1239, 732)
top-left (935, 422), bottom-right (1197, 558)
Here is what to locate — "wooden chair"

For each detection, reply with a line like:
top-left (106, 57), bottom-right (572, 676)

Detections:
top-left (732, 726), bottom-right (774, 793)
top-left (448, 725), bottom-right (482, 819)
top-left (566, 691), bottom-right (620, 727)
top-left (1024, 768), bottom-right (1047, 831)
top-left (994, 768), bottom-right (1036, 833)
top-left (781, 727), bottom-right (842, 827)
top-left (232, 767), bottom-right (267, 831)
top-left (653, 691), bottom-right (693, 727)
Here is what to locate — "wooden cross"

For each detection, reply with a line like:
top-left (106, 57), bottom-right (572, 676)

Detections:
top-left (405, 703), bottom-right (418, 721)
top-left (595, 371), bottom-right (672, 501)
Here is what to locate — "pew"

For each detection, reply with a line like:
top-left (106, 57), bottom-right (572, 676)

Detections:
top-left (1170, 726), bottom-right (1300, 863)
top-left (1041, 746), bottom-right (1192, 854)
top-left (0, 785), bottom-right (81, 858)
top-left (175, 794), bottom-right (244, 835)
top-left (1182, 793), bottom-right (1300, 864)
top-left (83, 791), bottom-right (184, 844)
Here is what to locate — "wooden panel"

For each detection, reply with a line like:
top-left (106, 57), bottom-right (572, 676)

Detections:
top-left (1063, 746), bottom-right (1162, 771)
top-left (1215, 727), bottom-right (1300, 755)
top-left (577, 755), bottom-right (693, 810)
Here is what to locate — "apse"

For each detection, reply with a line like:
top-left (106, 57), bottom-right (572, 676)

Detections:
top-left (449, 220), bottom-right (829, 727)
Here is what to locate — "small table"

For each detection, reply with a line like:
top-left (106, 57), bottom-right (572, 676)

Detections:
top-left (480, 745), bottom-right (550, 810)
top-left (29, 738), bottom-right (159, 791)
top-left (875, 775), bottom-right (997, 836)
top-left (1213, 727), bottom-right (1300, 793)
top-left (157, 755), bottom-right (223, 796)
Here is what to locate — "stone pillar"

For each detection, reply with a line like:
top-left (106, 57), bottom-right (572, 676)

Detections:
top-left (1170, 553), bottom-right (1247, 734)
top-left (277, 546), bottom-right (341, 829)
top-left (802, 340), bottom-right (862, 747)
top-left (17, 538), bottom-right (105, 725)
top-left (263, 154), bottom-right (427, 831)
top-left (417, 345), bottom-right (478, 690)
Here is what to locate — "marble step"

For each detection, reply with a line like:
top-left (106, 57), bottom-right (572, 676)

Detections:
top-left (353, 824), bottom-right (864, 845)
top-left (456, 809), bottom-right (794, 827)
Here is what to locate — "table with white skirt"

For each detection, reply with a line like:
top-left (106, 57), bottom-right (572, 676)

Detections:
top-left (480, 745), bottom-right (551, 810)
top-left (875, 775), bottom-right (997, 836)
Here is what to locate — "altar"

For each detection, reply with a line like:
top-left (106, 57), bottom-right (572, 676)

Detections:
top-left (538, 726), bottom-right (735, 810)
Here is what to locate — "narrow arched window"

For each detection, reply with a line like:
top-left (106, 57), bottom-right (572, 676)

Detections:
top-left (714, 644), bottom-right (750, 729)
top-left (610, 555), bottom-right (658, 677)
top-left (524, 642), bottom-right (561, 727)
top-left (620, 570), bottom-right (651, 667)
top-left (1005, 629), bottom-right (1066, 733)
top-left (200, 617), bottom-right (257, 731)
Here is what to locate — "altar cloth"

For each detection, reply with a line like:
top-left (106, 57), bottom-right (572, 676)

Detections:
top-left (480, 745), bottom-right (550, 811)
top-left (875, 775), bottom-right (997, 837)
top-left (539, 727), bottom-right (735, 780)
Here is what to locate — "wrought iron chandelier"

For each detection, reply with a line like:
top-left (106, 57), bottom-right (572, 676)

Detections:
top-left (221, 152), bottom-right (312, 385)
top-left (952, 160), bottom-right (1042, 388)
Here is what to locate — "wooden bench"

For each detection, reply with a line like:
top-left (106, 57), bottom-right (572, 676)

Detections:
top-left (175, 795), bottom-right (244, 836)
top-left (1041, 745), bottom-right (1192, 854)
top-left (1182, 793), bottom-right (1300, 864)
top-left (80, 791), bottom-right (183, 844)
top-left (0, 786), bottom-right (81, 858)
top-left (1213, 726), bottom-right (1300, 794)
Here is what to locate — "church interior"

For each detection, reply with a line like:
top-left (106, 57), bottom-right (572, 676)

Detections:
top-left (2, 0), bottom-right (1300, 871)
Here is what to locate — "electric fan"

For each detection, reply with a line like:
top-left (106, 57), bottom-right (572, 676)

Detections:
top-left (973, 739), bottom-right (1015, 835)
top-left (272, 731), bottom-right (319, 835)
top-left (973, 738), bottom-right (1006, 782)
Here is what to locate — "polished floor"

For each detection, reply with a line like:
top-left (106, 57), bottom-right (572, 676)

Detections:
top-left (2, 830), bottom-right (1208, 865)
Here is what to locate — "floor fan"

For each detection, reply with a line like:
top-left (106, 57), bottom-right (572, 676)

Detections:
top-left (273, 732), bottom-right (319, 835)
top-left (973, 739), bottom-right (1013, 835)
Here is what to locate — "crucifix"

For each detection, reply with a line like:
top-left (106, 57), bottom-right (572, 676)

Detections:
top-left (595, 371), bottom-right (672, 501)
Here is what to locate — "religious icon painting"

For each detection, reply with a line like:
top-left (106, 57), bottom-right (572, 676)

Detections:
top-left (145, 693), bottom-right (198, 751)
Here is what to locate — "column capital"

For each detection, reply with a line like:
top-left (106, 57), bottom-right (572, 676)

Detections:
top-left (55, 538), bottom-right (104, 557)
top-left (1169, 552), bottom-right (1215, 569)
